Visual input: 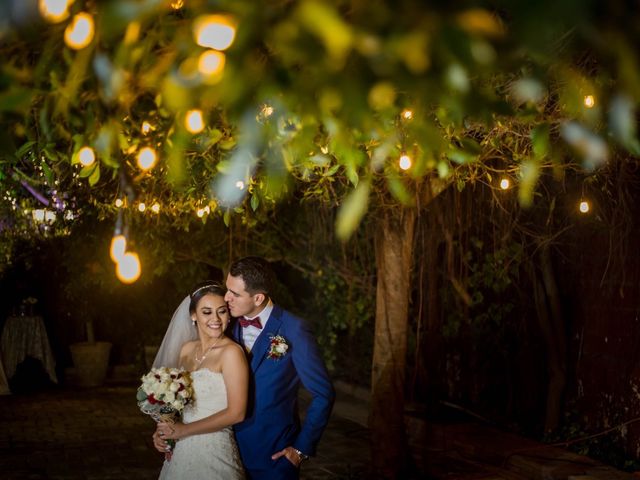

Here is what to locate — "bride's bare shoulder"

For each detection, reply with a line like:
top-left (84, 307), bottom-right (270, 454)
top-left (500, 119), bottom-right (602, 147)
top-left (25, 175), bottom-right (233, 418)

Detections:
top-left (180, 340), bottom-right (198, 356)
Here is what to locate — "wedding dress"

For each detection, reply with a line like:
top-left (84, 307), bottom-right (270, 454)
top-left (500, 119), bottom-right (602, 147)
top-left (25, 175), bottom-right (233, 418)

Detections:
top-left (158, 369), bottom-right (245, 479)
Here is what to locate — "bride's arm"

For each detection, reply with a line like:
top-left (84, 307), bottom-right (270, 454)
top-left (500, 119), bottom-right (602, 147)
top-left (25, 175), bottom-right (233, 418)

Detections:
top-left (159, 344), bottom-right (248, 439)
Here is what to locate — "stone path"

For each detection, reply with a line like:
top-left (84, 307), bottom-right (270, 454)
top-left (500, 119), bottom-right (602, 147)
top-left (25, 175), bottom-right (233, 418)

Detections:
top-left (0, 379), bottom-right (635, 479)
top-left (0, 383), bottom-right (371, 479)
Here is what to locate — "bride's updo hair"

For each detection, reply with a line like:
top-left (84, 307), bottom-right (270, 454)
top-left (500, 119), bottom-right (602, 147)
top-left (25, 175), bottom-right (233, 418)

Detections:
top-left (189, 281), bottom-right (226, 314)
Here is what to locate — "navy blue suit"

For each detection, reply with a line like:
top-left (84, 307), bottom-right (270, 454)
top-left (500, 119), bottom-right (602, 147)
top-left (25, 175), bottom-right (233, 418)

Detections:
top-left (232, 305), bottom-right (335, 479)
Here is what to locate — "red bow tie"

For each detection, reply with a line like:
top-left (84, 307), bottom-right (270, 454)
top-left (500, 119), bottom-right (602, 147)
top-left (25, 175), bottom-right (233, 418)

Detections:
top-left (239, 316), bottom-right (262, 329)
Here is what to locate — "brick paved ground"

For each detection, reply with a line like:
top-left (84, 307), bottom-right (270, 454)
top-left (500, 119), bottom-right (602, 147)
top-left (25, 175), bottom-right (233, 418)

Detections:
top-left (0, 383), bottom-right (372, 480)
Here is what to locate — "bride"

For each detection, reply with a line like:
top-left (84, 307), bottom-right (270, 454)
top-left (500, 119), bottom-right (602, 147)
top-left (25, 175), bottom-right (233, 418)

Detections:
top-left (151, 282), bottom-right (248, 479)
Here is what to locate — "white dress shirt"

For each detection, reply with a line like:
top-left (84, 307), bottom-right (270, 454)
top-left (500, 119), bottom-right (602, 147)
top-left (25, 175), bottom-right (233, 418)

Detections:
top-left (242, 300), bottom-right (273, 352)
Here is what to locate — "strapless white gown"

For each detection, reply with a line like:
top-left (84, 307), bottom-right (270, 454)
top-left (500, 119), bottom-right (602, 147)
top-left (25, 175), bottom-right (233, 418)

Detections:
top-left (158, 369), bottom-right (245, 479)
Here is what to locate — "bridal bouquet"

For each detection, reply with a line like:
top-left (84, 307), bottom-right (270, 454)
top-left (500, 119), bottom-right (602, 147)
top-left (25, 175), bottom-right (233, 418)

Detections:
top-left (136, 367), bottom-right (194, 451)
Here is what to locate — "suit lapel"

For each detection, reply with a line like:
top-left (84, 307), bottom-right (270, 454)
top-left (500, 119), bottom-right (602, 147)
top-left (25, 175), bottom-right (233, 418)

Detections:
top-left (250, 305), bottom-right (283, 372)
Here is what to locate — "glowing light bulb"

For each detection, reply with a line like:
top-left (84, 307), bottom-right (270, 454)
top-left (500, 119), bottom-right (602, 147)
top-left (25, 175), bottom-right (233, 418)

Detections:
top-left (194, 14), bottom-right (236, 51)
top-left (110, 234), bottom-right (126, 262)
top-left (141, 121), bottom-right (153, 134)
top-left (39, 0), bottom-right (72, 23)
top-left (116, 252), bottom-right (141, 284)
top-left (64, 12), bottom-right (95, 50)
top-left (185, 110), bottom-right (205, 134)
top-left (198, 50), bottom-right (226, 76)
top-left (399, 154), bottom-right (412, 170)
top-left (33, 209), bottom-right (46, 222)
top-left (138, 202), bottom-right (146, 212)
top-left (115, 198), bottom-right (124, 208)
top-left (170, 0), bottom-right (184, 9)
top-left (500, 178), bottom-right (510, 190)
top-left (137, 147), bottom-right (157, 170)
top-left (583, 95), bottom-right (595, 108)
top-left (197, 208), bottom-right (205, 218)
top-left (401, 109), bottom-right (413, 120)
top-left (235, 180), bottom-right (245, 190)
top-left (579, 200), bottom-right (590, 213)
top-left (151, 203), bottom-right (160, 213)
top-left (78, 146), bottom-right (96, 167)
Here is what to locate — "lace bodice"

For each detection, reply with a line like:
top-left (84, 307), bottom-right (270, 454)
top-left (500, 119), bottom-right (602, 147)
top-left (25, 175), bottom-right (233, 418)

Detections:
top-left (182, 369), bottom-right (229, 423)
top-left (158, 369), bottom-right (245, 479)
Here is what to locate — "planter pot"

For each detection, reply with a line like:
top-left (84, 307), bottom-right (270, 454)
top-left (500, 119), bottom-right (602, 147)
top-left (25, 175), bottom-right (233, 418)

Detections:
top-left (69, 341), bottom-right (112, 387)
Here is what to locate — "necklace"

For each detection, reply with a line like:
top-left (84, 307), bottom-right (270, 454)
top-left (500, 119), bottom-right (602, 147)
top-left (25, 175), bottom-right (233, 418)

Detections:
top-left (194, 335), bottom-right (224, 365)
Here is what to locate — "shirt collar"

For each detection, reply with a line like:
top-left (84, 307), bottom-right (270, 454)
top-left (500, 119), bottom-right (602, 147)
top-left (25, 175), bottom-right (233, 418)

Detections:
top-left (245, 299), bottom-right (273, 324)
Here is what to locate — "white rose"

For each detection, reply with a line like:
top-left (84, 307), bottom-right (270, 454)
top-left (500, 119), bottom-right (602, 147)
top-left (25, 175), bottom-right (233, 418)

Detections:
top-left (169, 382), bottom-right (180, 392)
top-left (275, 343), bottom-right (288, 354)
top-left (164, 392), bottom-right (176, 403)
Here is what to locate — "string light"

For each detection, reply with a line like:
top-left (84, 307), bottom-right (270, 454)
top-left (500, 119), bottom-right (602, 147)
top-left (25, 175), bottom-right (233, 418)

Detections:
top-left (194, 14), bottom-right (237, 51)
top-left (115, 198), bottom-right (124, 208)
top-left (39, 0), bottom-right (72, 23)
top-left (579, 200), bottom-right (590, 213)
top-left (401, 109), bottom-right (413, 120)
top-left (198, 50), bottom-right (226, 77)
top-left (398, 154), bottom-right (412, 170)
top-left (196, 208), bottom-right (205, 218)
top-left (500, 178), bottom-right (510, 190)
top-left (235, 180), bottom-right (245, 190)
top-left (138, 202), bottom-right (146, 212)
top-left (110, 235), bottom-right (126, 262)
top-left (583, 95), bottom-right (595, 108)
top-left (185, 110), bottom-right (205, 134)
top-left (64, 12), bottom-right (95, 50)
top-left (116, 252), bottom-right (141, 284)
top-left (151, 203), bottom-right (160, 213)
top-left (170, 0), bottom-right (184, 9)
top-left (137, 147), bottom-right (158, 170)
top-left (141, 121), bottom-right (153, 135)
top-left (78, 146), bottom-right (96, 167)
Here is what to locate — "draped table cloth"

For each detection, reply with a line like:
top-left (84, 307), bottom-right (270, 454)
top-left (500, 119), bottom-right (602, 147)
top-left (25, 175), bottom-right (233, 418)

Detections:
top-left (1, 315), bottom-right (58, 384)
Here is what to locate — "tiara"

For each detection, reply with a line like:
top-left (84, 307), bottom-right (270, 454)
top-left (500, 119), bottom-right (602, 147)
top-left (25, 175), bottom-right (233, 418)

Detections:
top-left (191, 283), bottom-right (223, 297)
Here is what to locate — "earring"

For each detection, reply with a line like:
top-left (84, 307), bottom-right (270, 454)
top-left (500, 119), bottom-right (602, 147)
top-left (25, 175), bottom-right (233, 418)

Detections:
top-left (191, 318), bottom-right (196, 326)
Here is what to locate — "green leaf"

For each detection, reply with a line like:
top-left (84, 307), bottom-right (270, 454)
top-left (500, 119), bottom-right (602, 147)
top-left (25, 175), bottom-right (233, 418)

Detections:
top-left (336, 180), bottom-right (370, 241)
top-left (15, 141), bottom-right (36, 159)
top-left (88, 164), bottom-right (100, 186)
top-left (223, 209), bottom-right (231, 227)
top-left (296, 0), bottom-right (353, 66)
top-left (78, 164), bottom-right (97, 178)
top-left (531, 123), bottom-right (550, 159)
top-left (250, 195), bottom-right (259, 211)
top-left (41, 161), bottom-right (54, 185)
top-left (518, 159), bottom-right (540, 208)
top-left (345, 165), bottom-right (359, 186)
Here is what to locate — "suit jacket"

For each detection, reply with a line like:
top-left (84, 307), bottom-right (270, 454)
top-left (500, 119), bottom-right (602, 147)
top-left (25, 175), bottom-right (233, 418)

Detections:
top-left (231, 304), bottom-right (335, 477)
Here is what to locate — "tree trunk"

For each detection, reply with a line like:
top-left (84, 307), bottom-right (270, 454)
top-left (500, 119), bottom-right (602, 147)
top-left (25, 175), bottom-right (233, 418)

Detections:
top-left (531, 244), bottom-right (567, 433)
top-left (370, 208), bottom-right (416, 479)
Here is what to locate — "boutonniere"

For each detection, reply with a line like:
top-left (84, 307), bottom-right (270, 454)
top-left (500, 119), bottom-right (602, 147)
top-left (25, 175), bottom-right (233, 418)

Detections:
top-left (267, 335), bottom-right (289, 360)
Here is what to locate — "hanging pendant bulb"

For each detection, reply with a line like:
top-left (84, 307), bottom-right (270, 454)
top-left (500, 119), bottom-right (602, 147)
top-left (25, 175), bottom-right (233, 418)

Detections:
top-left (110, 235), bottom-right (127, 263)
top-left (116, 252), bottom-right (141, 284)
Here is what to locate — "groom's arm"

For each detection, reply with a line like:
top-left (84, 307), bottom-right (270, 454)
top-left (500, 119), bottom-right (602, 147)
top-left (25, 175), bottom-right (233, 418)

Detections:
top-left (289, 316), bottom-right (336, 456)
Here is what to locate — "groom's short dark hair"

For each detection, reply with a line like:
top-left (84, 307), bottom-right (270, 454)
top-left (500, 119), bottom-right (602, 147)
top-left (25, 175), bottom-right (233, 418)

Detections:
top-left (229, 256), bottom-right (275, 296)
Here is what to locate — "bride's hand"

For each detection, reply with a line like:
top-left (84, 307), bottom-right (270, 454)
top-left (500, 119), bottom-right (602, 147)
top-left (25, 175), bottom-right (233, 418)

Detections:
top-left (158, 421), bottom-right (184, 440)
top-left (152, 430), bottom-right (171, 453)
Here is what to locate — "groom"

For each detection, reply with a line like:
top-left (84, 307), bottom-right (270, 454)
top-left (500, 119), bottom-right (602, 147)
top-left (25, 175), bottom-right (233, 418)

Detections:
top-left (225, 256), bottom-right (335, 479)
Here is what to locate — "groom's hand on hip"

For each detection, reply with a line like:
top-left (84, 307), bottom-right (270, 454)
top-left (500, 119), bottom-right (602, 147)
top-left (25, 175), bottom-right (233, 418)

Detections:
top-left (271, 446), bottom-right (302, 467)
